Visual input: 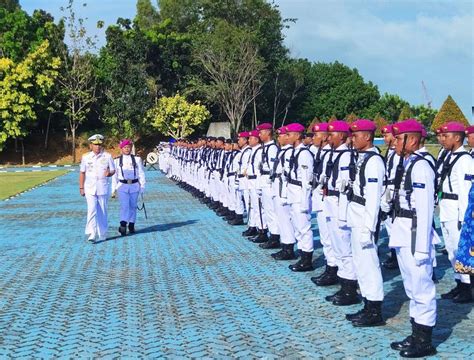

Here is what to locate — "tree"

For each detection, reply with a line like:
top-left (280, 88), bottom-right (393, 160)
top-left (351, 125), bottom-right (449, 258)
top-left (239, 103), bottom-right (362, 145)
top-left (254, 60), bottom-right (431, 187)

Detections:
top-left (147, 94), bottom-right (210, 139)
top-left (345, 112), bottom-right (358, 124)
top-left (135, 0), bottom-right (160, 31)
top-left (189, 21), bottom-right (264, 134)
top-left (431, 95), bottom-right (469, 131)
top-left (361, 93), bottom-right (410, 123)
top-left (300, 62), bottom-right (380, 122)
top-left (411, 104), bottom-right (437, 132)
top-left (374, 115), bottom-right (388, 137)
top-left (57, 0), bottom-right (98, 163)
top-left (97, 20), bottom-right (153, 140)
top-left (0, 0), bottom-right (19, 11)
top-left (271, 58), bottom-right (310, 127)
top-left (0, 40), bottom-right (60, 157)
top-left (398, 105), bottom-right (413, 121)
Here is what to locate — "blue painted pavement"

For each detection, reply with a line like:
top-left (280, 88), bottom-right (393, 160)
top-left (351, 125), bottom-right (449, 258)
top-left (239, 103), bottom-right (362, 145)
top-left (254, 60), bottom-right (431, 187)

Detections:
top-left (0, 170), bottom-right (472, 358)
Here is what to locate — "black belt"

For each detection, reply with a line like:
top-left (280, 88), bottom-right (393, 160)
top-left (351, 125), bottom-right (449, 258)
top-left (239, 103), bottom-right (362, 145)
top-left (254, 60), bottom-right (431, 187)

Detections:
top-left (288, 179), bottom-right (302, 186)
top-left (440, 192), bottom-right (458, 200)
top-left (327, 190), bottom-right (340, 197)
top-left (349, 193), bottom-right (365, 206)
top-left (238, 174), bottom-right (245, 178)
top-left (394, 208), bottom-right (415, 219)
top-left (260, 170), bottom-right (270, 175)
top-left (119, 179), bottom-right (138, 184)
top-left (228, 172), bottom-right (236, 176)
top-left (247, 175), bottom-right (257, 180)
top-left (384, 179), bottom-right (395, 186)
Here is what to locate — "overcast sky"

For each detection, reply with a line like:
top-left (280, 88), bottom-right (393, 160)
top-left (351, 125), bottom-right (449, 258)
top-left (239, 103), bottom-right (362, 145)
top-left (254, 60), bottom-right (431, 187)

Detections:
top-left (22, 0), bottom-right (473, 119)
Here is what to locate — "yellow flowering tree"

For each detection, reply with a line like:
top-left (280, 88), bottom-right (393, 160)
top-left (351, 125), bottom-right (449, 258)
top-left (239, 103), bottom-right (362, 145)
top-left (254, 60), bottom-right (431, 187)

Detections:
top-left (0, 40), bottom-right (60, 151)
top-left (147, 94), bottom-right (210, 139)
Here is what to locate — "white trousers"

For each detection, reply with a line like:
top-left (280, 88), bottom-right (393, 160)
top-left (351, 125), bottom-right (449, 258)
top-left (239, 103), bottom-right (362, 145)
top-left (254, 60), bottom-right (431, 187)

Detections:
top-left (235, 189), bottom-right (245, 215)
top-left (317, 210), bottom-right (337, 267)
top-left (290, 204), bottom-right (313, 252)
top-left (118, 191), bottom-right (139, 224)
top-left (85, 194), bottom-right (108, 240)
top-left (396, 247), bottom-right (437, 327)
top-left (351, 227), bottom-right (384, 301)
top-left (274, 197), bottom-right (295, 244)
top-left (249, 188), bottom-right (265, 229)
top-left (326, 216), bottom-right (357, 280)
top-left (261, 187), bottom-right (279, 235)
top-left (441, 220), bottom-right (470, 284)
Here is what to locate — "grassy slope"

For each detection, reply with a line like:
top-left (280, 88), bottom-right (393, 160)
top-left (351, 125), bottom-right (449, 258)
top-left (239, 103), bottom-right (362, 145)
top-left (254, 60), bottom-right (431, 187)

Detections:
top-left (0, 170), bottom-right (68, 200)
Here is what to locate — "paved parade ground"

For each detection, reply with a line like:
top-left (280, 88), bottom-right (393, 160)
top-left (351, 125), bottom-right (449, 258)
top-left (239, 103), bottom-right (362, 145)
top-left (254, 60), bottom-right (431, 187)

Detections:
top-left (0, 169), bottom-right (472, 358)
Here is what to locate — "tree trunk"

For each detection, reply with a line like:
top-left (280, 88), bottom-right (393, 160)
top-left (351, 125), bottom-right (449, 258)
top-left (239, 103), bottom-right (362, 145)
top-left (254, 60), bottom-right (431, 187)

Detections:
top-left (21, 139), bottom-right (25, 166)
top-left (71, 127), bottom-right (76, 163)
top-left (44, 112), bottom-right (52, 149)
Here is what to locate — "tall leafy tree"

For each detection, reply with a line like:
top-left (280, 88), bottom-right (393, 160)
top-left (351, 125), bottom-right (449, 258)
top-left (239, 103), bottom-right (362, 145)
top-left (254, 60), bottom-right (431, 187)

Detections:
top-left (398, 105), bottom-right (413, 121)
top-left (431, 95), bottom-right (469, 131)
top-left (0, 40), bottom-right (60, 158)
top-left (57, 0), bottom-right (98, 163)
top-left (361, 93), bottom-right (410, 123)
top-left (135, 0), bottom-right (160, 31)
top-left (147, 93), bottom-right (210, 139)
top-left (189, 21), bottom-right (264, 134)
top-left (300, 61), bottom-right (380, 123)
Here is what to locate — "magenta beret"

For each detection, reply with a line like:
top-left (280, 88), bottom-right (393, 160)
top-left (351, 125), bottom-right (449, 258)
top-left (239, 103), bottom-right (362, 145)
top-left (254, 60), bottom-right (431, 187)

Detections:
top-left (285, 123), bottom-right (306, 133)
top-left (248, 130), bottom-right (260, 138)
top-left (350, 119), bottom-right (376, 132)
top-left (328, 120), bottom-right (350, 133)
top-left (256, 122), bottom-right (273, 131)
top-left (119, 139), bottom-right (132, 148)
top-left (440, 121), bottom-right (467, 133)
top-left (277, 126), bottom-right (288, 135)
top-left (465, 125), bottom-right (474, 135)
top-left (312, 123), bottom-right (329, 132)
top-left (381, 124), bottom-right (393, 135)
top-left (392, 119), bottom-right (423, 135)
top-left (238, 131), bottom-right (250, 138)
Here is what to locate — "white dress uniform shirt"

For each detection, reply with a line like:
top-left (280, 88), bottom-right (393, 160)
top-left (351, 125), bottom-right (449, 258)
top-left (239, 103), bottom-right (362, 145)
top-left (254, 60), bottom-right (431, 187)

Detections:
top-left (80, 151), bottom-right (116, 196)
top-left (112, 155), bottom-right (146, 194)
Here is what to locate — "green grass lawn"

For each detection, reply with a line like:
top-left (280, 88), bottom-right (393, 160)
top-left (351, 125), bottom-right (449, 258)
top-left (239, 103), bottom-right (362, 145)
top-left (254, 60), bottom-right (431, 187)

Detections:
top-left (0, 170), bottom-right (68, 200)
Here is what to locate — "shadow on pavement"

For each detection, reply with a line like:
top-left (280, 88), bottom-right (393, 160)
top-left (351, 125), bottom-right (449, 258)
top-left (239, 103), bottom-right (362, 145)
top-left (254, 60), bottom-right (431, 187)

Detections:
top-left (93, 220), bottom-right (198, 244)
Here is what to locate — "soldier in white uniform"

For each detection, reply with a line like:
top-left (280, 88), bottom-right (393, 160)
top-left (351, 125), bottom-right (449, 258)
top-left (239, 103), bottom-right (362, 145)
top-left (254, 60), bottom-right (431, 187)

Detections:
top-left (111, 139), bottom-right (146, 236)
top-left (466, 125), bottom-right (474, 157)
top-left (285, 123), bottom-right (315, 272)
top-left (438, 122), bottom-right (474, 303)
top-left (345, 119), bottom-right (385, 327)
top-left (388, 120), bottom-right (437, 358)
top-left (321, 120), bottom-right (359, 306)
top-left (79, 134), bottom-right (116, 242)
top-left (256, 123), bottom-right (280, 248)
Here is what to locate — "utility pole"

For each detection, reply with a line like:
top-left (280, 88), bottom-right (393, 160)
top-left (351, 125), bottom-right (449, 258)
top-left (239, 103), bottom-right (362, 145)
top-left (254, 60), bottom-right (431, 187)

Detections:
top-left (421, 81), bottom-right (432, 109)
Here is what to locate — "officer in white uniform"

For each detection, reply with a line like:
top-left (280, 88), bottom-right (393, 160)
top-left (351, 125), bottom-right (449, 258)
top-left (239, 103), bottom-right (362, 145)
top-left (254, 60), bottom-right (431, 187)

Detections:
top-left (388, 120), bottom-right (437, 358)
top-left (346, 119), bottom-right (385, 327)
top-left (79, 134), bottom-right (116, 242)
top-left (111, 139), bottom-right (146, 236)
top-left (438, 122), bottom-right (474, 303)
top-left (467, 125), bottom-right (474, 156)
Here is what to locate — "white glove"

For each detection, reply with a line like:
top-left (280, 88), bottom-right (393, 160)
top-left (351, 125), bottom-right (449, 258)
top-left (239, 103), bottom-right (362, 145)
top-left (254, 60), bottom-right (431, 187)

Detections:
top-left (413, 252), bottom-right (430, 266)
top-left (359, 227), bottom-right (373, 249)
top-left (380, 201), bottom-right (391, 214)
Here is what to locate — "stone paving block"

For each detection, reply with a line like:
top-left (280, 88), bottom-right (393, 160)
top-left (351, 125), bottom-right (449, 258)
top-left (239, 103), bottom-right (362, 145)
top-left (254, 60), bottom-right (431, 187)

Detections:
top-left (0, 170), bottom-right (471, 357)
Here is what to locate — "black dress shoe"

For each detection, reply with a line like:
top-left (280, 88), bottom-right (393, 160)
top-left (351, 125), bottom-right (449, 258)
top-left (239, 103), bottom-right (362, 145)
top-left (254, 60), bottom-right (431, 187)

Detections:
top-left (288, 251), bottom-right (314, 272)
top-left (228, 214), bottom-right (244, 225)
top-left (128, 222), bottom-right (135, 234)
top-left (399, 323), bottom-right (436, 358)
top-left (259, 234), bottom-right (280, 249)
top-left (332, 279), bottom-right (360, 306)
top-left (452, 283), bottom-right (473, 303)
top-left (346, 299), bottom-right (368, 321)
top-left (351, 301), bottom-right (385, 327)
top-left (242, 227), bottom-right (258, 237)
top-left (441, 280), bottom-right (462, 299)
top-left (271, 244), bottom-right (297, 260)
top-left (250, 230), bottom-right (268, 243)
top-left (391, 336), bottom-right (413, 351)
top-left (312, 266), bottom-right (339, 286)
top-left (118, 221), bottom-right (127, 236)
